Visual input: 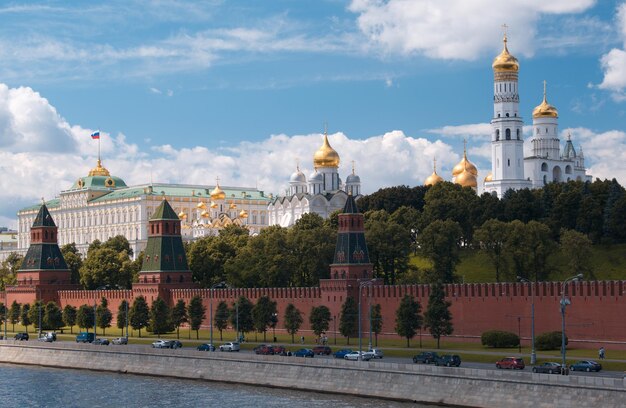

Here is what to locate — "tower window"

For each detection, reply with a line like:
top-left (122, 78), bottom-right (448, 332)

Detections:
top-left (495, 129), bottom-right (500, 141)
top-left (506, 113), bottom-right (509, 117)
top-left (516, 129), bottom-right (520, 140)
top-left (505, 129), bottom-right (511, 140)
top-left (498, 114), bottom-right (501, 118)
top-left (507, 159), bottom-right (510, 167)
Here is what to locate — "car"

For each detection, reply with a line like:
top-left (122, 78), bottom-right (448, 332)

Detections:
top-left (219, 342), bottom-right (240, 352)
top-left (334, 349), bottom-right (353, 359)
top-left (14, 332), bottom-right (29, 341)
top-left (93, 338), bottom-right (110, 345)
top-left (254, 344), bottom-right (275, 355)
top-left (112, 337), bottom-right (128, 345)
top-left (312, 346), bottom-right (332, 355)
top-left (75, 332), bottom-right (95, 343)
top-left (496, 357), bottom-right (525, 370)
top-left (197, 343), bottom-right (216, 352)
top-left (293, 348), bottom-right (315, 358)
top-left (363, 348), bottom-right (384, 359)
top-left (152, 340), bottom-right (173, 349)
top-left (532, 362), bottom-right (562, 374)
top-left (273, 345), bottom-right (290, 356)
top-left (413, 352), bottom-right (439, 364)
top-left (37, 335), bottom-right (54, 342)
top-left (344, 351), bottom-right (372, 361)
top-left (570, 360), bottom-right (602, 372)
top-left (171, 340), bottom-right (183, 349)
top-left (436, 354), bottom-right (461, 367)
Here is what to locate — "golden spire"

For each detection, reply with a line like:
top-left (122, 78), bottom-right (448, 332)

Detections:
top-left (210, 177), bottom-right (226, 200)
top-left (492, 24), bottom-right (519, 73)
top-left (532, 80), bottom-right (558, 118)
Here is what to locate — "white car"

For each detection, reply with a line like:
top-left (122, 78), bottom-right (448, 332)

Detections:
top-left (363, 348), bottom-right (384, 359)
top-left (344, 351), bottom-right (372, 361)
top-left (219, 342), bottom-right (240, 352)
top-left (152, 340), bottom-right (173, 349)
top-left (112, 337), bottom-right (128, 345)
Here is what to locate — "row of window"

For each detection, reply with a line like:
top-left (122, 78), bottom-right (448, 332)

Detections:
top-left (495, 128), bottom-right (521, 141)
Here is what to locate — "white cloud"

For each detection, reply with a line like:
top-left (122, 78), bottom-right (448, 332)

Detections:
top-left (427, 123), bottom-right (493, 139)
top-left (348, 0), bottom-right (595, 59)
top-left (598, 2), bottom-right (626, 101)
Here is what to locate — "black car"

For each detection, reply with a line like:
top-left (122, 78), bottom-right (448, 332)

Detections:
top-left (413, 352), bottom-right (439, 364)
top-left (15, 332), bottom-right (29, 341)
top-left (197, 343), bottom-right (216, 352)
top-left (532, 362), bottom-right (562, 374)
top-left (435, 354), bottom-right (461, 367)
top-left (171, 340), bottom-right (183, 349)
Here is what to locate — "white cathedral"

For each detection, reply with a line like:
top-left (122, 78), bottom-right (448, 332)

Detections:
top-left (482, 33), bottom-right (591, 197)
top-left (267, 131), bottom-right (362, 227)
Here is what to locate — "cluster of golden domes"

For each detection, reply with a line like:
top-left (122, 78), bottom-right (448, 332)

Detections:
top-left (313, 131), bottom-right (340, 168)
top-left (424, 143), bottom-right (478, 189)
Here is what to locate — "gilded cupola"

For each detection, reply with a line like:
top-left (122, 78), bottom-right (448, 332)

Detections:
top-left (452, 141), bottom-right (478, 177)
top-left (210, 178), bottom-right (226, 200)
top-left (455, 165), bottom-right (478, 189)
top-left (532, 81), bottom-right (558, 119)
top-left (313, 131), bottom-right (340, 168)
top-left (492, 33), bottom-right (519, 73)
top-left (88, 159), bottom-right (111, 177)
top-left (425, 158), bottom-right (444, 186)
top-left (484, 173), bottom-right (493, 183)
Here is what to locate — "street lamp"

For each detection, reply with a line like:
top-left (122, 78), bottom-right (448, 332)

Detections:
top-left (271, 313), bottom-right (278, 342)
top-left (517, 276), bottom-right (536, 364)
top-left (560, 273), bottom-right (583, 375)
top-left (210, 282), bottom-right (227, 350)
top-left (358, 279), bottom-right (375, 361)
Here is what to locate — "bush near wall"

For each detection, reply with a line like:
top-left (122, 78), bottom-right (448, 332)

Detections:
top-left (536, 331), bottom-right (568, 351)
top-left (481, 330), bottom-right (520, 348)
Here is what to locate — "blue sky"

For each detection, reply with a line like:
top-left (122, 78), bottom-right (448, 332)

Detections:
top-left (1, 0), bottom-right (626, 228)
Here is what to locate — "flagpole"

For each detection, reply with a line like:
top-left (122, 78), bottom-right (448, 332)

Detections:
top-left (98, 129), bottom-right (101, 163)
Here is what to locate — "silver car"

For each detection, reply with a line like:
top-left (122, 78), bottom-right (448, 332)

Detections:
top-left (152, 340), bottom-right (174, 349)
top-left (364, 348), bottom-right (384, 359)
top-left (344, 351), bottom-right (372, 361)
top-left (112, 337), bottom-right (128, 345)
top-left (219, 342), bottom-right (240, 352)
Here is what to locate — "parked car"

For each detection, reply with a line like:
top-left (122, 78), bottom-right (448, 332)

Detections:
top-left (197, 343), bottom-right (216, 352)
top-left (171, 340), bottom-right (183, 349)
top-left (496, 357), bottom-right (525, 370)
top-left (219, 342), bottom-right (240, 352)
top-left (436, 354), bottom-right (462, 367)
top-left (334, 349), bottom-right (353, 359)
top-left (254, 345), bottom-right (274, 355)
top-left (14, 332), bottom-right (29, 341)
top-left (570, 360), bottom-right (602, 372)
top-left (37, 334), bottom-right (54, 342)
top-left (312, 346), bottom-right (332, 355)
top-left (273, 345), bottom-right (290, 356)
top-left (41, 332), bottom-right (56, 341)
top-left (293, 348), bottom-right (315, 358)
top-left (112, 337), bottom-right (128, 345)
top-left (93, 338), bottom-right (110, 345)
top-left (152, 340), bottom-right (173, 349)
top-left (344, 351), bottom-right (372, 361)
top-left (363, 348), bottom-right (384, 359)
top-left (75, 332), bottom-right (95, 343)
top-left (413, 352), bottom-right (439, 364)
top-left (532, 362), bottom-right (562, 374)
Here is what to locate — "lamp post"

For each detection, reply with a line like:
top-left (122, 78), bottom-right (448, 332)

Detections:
top-left (560, 273), bottom-right (583, 375)
top-left (358, 279), bottom-right (375, 361)
top-left (210, 282), bottom-right (227, 350)
top-left (517, 276), bottom-right (536, 364)
top-left (332, 315), bottom-right (337, 345)
top-left (271, 313), bottom-right (278, 342)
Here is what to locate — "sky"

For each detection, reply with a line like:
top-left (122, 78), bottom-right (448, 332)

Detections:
top-left (1, 0), bottom-right (626, 229)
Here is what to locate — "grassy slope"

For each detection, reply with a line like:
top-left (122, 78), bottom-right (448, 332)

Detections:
top-left (410, 243), bottom-right (626, 283)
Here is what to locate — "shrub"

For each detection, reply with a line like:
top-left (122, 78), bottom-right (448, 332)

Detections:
top-left (481, 330), bottom-right (520, 348)
top-left (536, 331), bottom-right (567, 351)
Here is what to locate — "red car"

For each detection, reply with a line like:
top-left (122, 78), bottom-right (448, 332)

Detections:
top-left (253, 345), bottom-right (275, 355)
top-left (496, 357), bottom-right (525, 370)
top-left (312, 346), bottom-right (332, 355)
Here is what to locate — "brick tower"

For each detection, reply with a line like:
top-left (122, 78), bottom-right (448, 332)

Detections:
top-left (133, 198), bottom-right (196, 304)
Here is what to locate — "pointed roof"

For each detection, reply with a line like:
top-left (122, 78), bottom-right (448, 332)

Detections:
top-left (151, 199), bottom-right (180, 221)
top-left (32, 204), bottom-right (57, 227)
top-left (342, 193), bottom-right (359, 214)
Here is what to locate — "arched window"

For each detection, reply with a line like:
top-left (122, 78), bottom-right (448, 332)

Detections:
top-left (506, 113), bottom-right (509, 117)
top-left (495, 129), bottom-right (500, 141)
top-left (516, 129), bottom-right (520, 140)
top-left (505, 129), bottom-right (511, 140)
top-left (541, 162), bottom-right (548, 171)
top-left (507, 159), bottom-right (510, 167)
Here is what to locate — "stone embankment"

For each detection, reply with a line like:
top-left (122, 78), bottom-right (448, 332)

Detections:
top-left (1, 342), bottom-right (625, 407)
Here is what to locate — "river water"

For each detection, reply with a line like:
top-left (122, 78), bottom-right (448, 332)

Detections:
top-left (0, 363), bottom-right (423, 407)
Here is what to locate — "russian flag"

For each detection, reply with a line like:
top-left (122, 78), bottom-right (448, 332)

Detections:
top-left (91, 130), bottom-right (100, 139)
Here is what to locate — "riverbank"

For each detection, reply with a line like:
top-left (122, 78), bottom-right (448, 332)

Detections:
top-left (1, 341), bottom-right (625, 407)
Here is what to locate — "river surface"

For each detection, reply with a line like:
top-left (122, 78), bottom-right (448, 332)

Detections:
top-left (0, 363), bottom-right (423, 407)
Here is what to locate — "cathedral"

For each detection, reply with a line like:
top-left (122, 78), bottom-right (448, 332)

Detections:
top-left (267, 130), bottom-right (362, 227)
top-left (425, 32), bottom-right (591, 196)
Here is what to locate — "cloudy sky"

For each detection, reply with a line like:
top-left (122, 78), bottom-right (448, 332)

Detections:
top-left (1, 0), bottom-right (626, 228)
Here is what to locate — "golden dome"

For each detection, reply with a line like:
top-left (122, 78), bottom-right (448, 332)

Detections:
top-left (492, 34), bottom-right (519, 73)
top-left (178, 211), bottom-right (187, 220)
top-left (532, 81), bottom-right (558, 118)
top-left (196, 201), bottom-right (206, 209)
top-left (455, 168), bottom-right (477, 188)
top-left (210, 201), bottom-right (218, 209)
top-left (425, 158), bottom-right (444, 186)
top-left (88, 159), bottom-right (111, 177)
top-left (229, 203), bottom-right (237, 209)
top-left (484, 172), bottom-right (493, 182)
top-left (239, 209), bottom-right (249, 219)
top-left (313, 133), bottom-right (340, 168)
top-left (200, 210), bottom-right (209, 218)
top-left (452, 141), bottom-right (478, 177)
top-left (210, 180), bottom-right (226, 200)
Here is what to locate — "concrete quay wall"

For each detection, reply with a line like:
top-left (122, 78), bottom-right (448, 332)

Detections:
top-left (1, 342), bottom-right (625, 408)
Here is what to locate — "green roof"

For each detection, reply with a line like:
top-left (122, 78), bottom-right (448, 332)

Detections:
top-left (20, 199), bottom-right (60, 213)
top-left (20, 243), bottom-right (69, 271)
top-left (151, 200), bottom-right (179, 220)
top-left (32, 204), bottom-right (56, 227)
top-left (70, 175), bottom-right (127, 190)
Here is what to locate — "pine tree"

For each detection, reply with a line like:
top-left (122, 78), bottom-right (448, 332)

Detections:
top-left (424, 283), bottom-right (453, 349)
top-left (28, 301), bottom-right (42, 332)
top-left (129, 296), bottom-right (149, 337)
top-left (309, 305), bottom-right (331, 338)
top-left (283, 303), bottom-right (303, 344)
top-left (150, 297), bottom-right (172, 336)
top-left (116, 300), bottom-right (129, 336)
top-left (76, 304), bottom-right (95, 332)
top-left (188, 296), bottom-right (206, 340)
top-left (339, 297), bottom-right (358, 345)
top-left (371, 304), bottom-right (383, 347)
top-left (44, 302), bottom-right (64, 331)
top-left (9, 301), bottom-right (21, 332)
top-left (62, 305), bottom-right (77, 334)
top-left (171, 299), bottom-right (188, 339)
top-left (214, 301), bottom-right (229, 341)
top-left (96, 297), bottom-right (112, 335)
top-left (252, 295), bottom-right (277, 342)
top-left (0, 302), bottom-right (5, 331)
top-left (230, 296), bottom-right (254, 340)
top-left (394, 295), bottom-right (422, 347)
top-left (20, 304), bottom-right (31, 333)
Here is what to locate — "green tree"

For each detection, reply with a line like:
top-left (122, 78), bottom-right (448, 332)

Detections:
top-left (60, 243), bottom-right (83, 284)
top-left (102, 235), bottom-right (133, 257)
top-left (371, 304), bottom-right (383, 347)
top-left (424, 283), bottom-right (453, 349)
top-left (43, 302), bottom-right (64, 331)
top-left (475, 219), bottom-right (509, 282)
top-left (394, 295), bottom-right (422, 347)
top-left (150, 297), bottom-right (172, 336)
top-left (339, 297), bottom-right (358, 345)
top-left (309, 305), bottom-right (331, 338)
top-left (252, 295), bottom-right (277, 342)
top-left (116, 300), bottom-right (129, 336)
top-left (418, 219), bottom-right (463, 283)
top-left (0, 302), bottom-right (5, 330)
top-left (560, 228), bottom-right (594, 279)
top-left (76, 304), bottom-right (95, 332)
top-left (28, 301), bottom-right (42, 332)
top-left (20, 303), bottom-right (31, 333)
top-left (79, 247), bottom-right (124, 289)
top-left (129, 296), bottom-right (149, 337)
top-left (214, 301), bottom-right (230, 341)
top-left (525, 221), bottom-right (555, 281)
top-left (188, 295), bottom-right (206, 340)
top-left (9, 301), bottom-right (21, 331)
top-left (365, 210), bottom-right (412, 284)
top-left (283, 303), bottom-right (303, 343)
top-left (230, 296), bottom-right (254, 339)
top-left (288, 214), bottom-right (336, 286)
top-left (171, 299), bottom-right (188, 339)
top-left (62, 305), bottom-right (77, 333)
top-left (96, 297), bottom-right (113, 335)
top-left (0, 252), bottom-right (22, 290)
